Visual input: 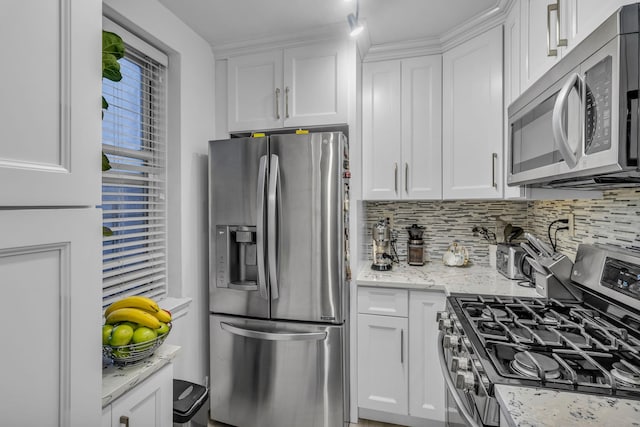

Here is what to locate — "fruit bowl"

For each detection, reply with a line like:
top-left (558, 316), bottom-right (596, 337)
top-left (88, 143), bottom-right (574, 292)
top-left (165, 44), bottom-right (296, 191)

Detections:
top-left (103, 323), bottom-right (171, 365)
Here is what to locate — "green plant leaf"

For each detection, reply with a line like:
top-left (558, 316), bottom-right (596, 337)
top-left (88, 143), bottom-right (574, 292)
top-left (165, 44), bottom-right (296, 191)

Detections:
top-left (102, 96), bottom-right (108, 110)
top-left (103, 226), bottom-right (114, 237)
top-left (102, 152), bottom-right (112, 171)
top-left (103, 53), bottom-right (122, 81)
top-left (103, 31), bottom-right (125, 60)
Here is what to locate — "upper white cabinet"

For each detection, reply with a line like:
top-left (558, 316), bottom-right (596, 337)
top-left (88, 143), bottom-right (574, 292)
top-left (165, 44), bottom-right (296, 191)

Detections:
top-left (0, 0), bottom-right (101, 206)
top-left (520, 0), bottom-right (629, 92)
top-left (442, 25), bottom-right (503, 200)
top-left (362, 56), bottom-right (442, 200)
top-left (227, 40), bottom-right (348, 132)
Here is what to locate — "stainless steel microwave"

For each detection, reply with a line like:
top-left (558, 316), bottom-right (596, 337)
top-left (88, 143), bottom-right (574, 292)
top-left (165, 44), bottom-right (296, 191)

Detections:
top-left (508, 4), bottom-right (640, 189)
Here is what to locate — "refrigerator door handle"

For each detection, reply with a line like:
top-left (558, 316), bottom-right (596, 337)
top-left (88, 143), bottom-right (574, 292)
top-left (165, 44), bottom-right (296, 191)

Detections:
top-left (268, 154), bottom-right (280, 300)
top-left (220, 322), bottom-right (327, 342)
top-left (256, 155), bottom-right (269, 299)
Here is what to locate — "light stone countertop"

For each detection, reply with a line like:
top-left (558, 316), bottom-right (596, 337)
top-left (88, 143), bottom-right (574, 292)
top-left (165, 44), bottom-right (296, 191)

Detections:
top-left (102, 344), bottom-right (180, 407)
top-left (495, 384), bottom-right (640, 427)
top-left (356, 261), bottom-right (539, 298)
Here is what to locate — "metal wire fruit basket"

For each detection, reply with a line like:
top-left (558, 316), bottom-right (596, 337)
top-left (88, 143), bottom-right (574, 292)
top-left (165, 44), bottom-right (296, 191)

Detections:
top-left (103, 324), bottom-right (171, 365)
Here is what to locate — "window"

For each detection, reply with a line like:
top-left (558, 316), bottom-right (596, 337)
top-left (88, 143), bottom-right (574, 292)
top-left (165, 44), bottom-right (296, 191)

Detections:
top-left (101, 21), bottom-right (168, 307)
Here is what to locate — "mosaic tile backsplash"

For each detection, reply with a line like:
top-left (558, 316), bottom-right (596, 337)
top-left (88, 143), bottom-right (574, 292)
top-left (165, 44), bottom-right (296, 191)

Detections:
top-left (363, 188), bottom-right (640, 266)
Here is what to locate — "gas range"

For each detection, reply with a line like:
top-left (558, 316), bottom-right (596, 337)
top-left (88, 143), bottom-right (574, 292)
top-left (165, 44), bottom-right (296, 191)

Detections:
top-left (437, 244), bottom-right (640, 426)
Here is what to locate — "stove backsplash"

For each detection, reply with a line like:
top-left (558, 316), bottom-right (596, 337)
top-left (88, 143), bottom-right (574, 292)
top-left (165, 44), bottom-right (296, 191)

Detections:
top-left (364, 188), bottom-right (640, 266)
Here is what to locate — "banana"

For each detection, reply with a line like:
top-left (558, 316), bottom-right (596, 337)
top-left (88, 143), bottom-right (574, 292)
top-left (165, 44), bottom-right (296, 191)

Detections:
top-left (135, 307), bottom-right (172, 323)
top-left (105, 307), bottom-right (161, 329)
top-left (104, 295), bottom-right (160, 317)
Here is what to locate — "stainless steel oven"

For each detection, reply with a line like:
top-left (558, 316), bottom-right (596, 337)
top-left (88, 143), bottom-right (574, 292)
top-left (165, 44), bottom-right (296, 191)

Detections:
top-left (507, 4), bottom-right (640, 189)
top-left (436, 244), bottom-right (640, 427)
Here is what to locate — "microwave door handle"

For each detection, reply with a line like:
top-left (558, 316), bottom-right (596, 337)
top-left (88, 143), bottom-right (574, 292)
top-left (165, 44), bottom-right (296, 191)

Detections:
top-left (268, 154), bottom-right (279, 300)
top-left (552, 73), bottom-right (581, 169)
top-left (256, 155), bottom-right (269, 299)
top-left (438, 332), bottom-right (482, 427)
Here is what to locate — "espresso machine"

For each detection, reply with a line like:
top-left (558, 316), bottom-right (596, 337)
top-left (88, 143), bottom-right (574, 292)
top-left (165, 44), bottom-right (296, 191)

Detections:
top-left (406, 224), bottom-right (425, 266)
top-left (371, 219), bottom-right (393, 271)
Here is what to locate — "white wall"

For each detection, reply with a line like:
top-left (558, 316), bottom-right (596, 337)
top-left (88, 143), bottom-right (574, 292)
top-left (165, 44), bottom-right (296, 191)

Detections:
top-left (103, 0), bottom-right (215, 385)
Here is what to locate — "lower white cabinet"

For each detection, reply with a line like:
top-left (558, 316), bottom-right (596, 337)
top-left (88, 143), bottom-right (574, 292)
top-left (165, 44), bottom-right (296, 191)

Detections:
top-left (102, 364), bottom-right (173, 427)
top-left (357, 287), bottom-right (445, 424)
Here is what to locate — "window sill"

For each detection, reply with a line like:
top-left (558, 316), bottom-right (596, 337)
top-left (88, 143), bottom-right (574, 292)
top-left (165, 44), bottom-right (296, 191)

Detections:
top-left (158, 296), bottom-right (192, 321)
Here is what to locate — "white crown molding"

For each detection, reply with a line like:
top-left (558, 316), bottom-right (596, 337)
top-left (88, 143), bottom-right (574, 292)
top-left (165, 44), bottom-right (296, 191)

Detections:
top-left (363, 36), bottom-right (442, 62)
top-left (213, 21), bottom-right (350, 58)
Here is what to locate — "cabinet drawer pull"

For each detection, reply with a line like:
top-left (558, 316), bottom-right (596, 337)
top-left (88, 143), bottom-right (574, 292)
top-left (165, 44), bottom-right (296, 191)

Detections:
top-left (285, 86), bottom-right (290, 119)
top-left (400, 329), bottom-right (404, 364)
top-left (547, 3), bottom-right (558, 57)
top-left (405, 163), bottom-right (409, 194)
top-left (394, 163), bottom-right (398, 195)
top-left (119, 416), bottom-right (129, 427)
top-left (555, 0), bottom-right (567, 47)
top-left (491, 152), bottom-right (498, 188)
top-left (275, 88), bottom-right (281, 120)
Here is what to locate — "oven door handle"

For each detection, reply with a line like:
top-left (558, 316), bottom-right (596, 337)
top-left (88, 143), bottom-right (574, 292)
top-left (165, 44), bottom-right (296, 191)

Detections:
top-left (438, 331), bottom-right (482, 427)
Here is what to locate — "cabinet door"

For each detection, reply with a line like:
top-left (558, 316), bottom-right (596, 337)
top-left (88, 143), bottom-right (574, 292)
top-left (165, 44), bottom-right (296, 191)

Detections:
top-left (401, 56), bottom-right (442, 199)
top-left (0, 209), bottom-right (101, 427)
top-left (228, 50), bottom-right (283, 132)
top-left (564, 0), bottom-right (630, 49)
top-left (283, 40), bottom-right (347, 127)
top-left (442, 25), bottom-right (503, 199)
top-left (110, 364), bottom-right (173, 427)
top-left (362, 60), bottom-right (402, 200)
top-left (520, 0), bottom-right (562, 91)
top-left (358, 314), bottom-right (408, 415)
top-left (0, 0), bottom-right (101, 206)
top-left (409, 291), bottom-right (446, 422)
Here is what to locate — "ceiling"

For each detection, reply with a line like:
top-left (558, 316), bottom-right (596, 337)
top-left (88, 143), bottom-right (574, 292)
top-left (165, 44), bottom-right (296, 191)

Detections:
top-left (157, 0), bottom-right (499, 49)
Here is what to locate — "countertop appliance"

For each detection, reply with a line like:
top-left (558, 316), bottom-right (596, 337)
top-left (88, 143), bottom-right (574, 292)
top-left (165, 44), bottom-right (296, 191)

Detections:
top-left (437, 243), bottom-right (640, 427)
top-left (406, 224), bottom-right (426, 266)
top-left (372, 218), bottom-right (393, 270)
top-left (208, 132), bottom-right (350, 427)
top-left (508, 4), bottom-right (640, 189)
top-left (496, 243), bottom-right (526, 280)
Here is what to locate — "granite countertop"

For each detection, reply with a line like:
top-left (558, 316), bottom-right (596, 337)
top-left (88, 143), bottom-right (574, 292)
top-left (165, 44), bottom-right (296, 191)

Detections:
top-left (102, 344), bottom-right (181, 407)
top-left (356, 262), bottom-right (539, 298)
top-left (495, 384), bottom-right (640, 427)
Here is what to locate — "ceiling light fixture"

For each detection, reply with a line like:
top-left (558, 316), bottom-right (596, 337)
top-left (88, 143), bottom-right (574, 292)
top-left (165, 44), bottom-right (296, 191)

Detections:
top-left (347, 0), bottom-right (363, 37)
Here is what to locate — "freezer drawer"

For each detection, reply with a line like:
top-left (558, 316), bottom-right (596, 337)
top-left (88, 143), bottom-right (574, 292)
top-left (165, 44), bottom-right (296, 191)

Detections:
top-left (210, 314), bottom-right (346, 427)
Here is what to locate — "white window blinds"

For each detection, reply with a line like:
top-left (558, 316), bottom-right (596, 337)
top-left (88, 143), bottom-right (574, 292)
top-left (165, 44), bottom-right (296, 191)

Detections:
top-left (101, 28), bottom-right (168, 308)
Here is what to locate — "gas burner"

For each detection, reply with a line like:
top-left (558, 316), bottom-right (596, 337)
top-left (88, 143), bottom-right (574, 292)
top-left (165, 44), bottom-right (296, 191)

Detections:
top-left (482, 308), bottom-right (508, 319)
top-left (542, 311), bottom-right (560, 325)
top-left (510, 352), bottom-right (561, 379)
top-left (511, 327), bottom-right (558, 344)
top-left (558, 330), bottom-right (588, 346)
top-left (611, 362), bottom-right (640, 387)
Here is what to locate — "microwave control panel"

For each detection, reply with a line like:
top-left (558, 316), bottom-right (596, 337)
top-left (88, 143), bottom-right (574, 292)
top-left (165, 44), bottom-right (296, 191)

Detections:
top-left (584, 55), bottom-right (612, 154)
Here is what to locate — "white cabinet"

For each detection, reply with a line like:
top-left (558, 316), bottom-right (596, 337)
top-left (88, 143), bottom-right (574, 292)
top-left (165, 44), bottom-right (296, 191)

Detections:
top-left (358, 313), bottom-right (409, 415)
top-left (362, 56), bottom-right (442, 200)
top-left (104, 364), bottom-right (173, 427)
top-left (227, 40), bottom-right (348, 132)
top-left (0, 0), bottom-right (101, 206)
top-left (408, 291), bottom-right (446, 422)
top-left (442, 25), bottom-right (503, 200)
top-left (357, 287), bottom-right (445, 424)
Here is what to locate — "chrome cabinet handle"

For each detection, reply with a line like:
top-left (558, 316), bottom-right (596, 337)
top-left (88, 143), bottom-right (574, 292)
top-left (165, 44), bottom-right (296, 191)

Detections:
top-left (547, 3), bottom-right (558, 57)
top-left (491, 153), bottom-right (498, 188)
top-left (256, 155), bottom-right (269, 299)
top-left (555, 0), bottom-right (567, 47)
top-left (285, 87), bottom-right (290, 119)
top-left (221, 322), bottom-right (326, 341)
top-left (404, 163), bottom-right (409, 194)
top-left (275, 88), bottom-right (281, 120)
top-left (400, 329), bottom-right (404, 364)
top-left (394, 163), bottom-right (398, 195)
top-left (119, 416), bottom-right (129, 427)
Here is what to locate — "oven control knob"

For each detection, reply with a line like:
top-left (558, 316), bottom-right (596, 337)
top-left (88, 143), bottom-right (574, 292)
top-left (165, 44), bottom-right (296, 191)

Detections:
top-left (451, 356), bottom-right (471, 371)
top-left (436, 311), bottom-right (450, 322)
top-left (473, 359), bottom-right (484, 373)
top-left (443, 334), bottom-right (460, 350)
top-left (461, 337), bottom-right (472, 352)
top-left (479, 374), bottom-right (491, 390)
top-left (455, 370), bottom-right (475, 391)
top-left (454, 320), bottom-right (463, 331)
top-left (439, 318), bottom-right (453, 331)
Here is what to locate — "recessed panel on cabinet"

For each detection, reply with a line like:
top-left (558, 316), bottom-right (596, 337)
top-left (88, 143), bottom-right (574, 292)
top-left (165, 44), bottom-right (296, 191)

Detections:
top-left (358, 287), bottom-right (408, 317)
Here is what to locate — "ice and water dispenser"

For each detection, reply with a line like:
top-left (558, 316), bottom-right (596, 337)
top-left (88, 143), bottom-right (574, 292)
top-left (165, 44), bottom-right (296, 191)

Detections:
top-left (215, 225), bottom-right (258, 290)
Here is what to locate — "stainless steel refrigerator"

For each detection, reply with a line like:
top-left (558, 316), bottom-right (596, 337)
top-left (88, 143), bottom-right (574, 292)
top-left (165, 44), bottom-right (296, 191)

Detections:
top-left (208, 131), bottom-right (350, 427)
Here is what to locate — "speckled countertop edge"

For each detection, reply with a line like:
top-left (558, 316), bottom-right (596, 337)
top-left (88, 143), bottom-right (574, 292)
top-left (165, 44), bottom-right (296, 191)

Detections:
top-left (495, 384), bottom-right (640, 427)
top-left (102, 344), bottom-right (180, 407)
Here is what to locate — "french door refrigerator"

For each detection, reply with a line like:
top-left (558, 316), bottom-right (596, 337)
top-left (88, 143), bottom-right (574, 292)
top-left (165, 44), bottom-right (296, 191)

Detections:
top-left (208, 131), bottom-right (350, 427)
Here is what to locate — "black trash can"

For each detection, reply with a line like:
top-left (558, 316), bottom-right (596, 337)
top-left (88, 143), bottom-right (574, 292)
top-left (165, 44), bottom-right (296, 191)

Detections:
top-left (173, 379), bottom-right (209, 425)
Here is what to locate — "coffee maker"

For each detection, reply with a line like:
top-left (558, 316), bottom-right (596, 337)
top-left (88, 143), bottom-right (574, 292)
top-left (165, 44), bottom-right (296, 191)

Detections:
top-left (371, 219), bottom-right (393, 271)
top-left (406, 224), bottom-right (425, 266)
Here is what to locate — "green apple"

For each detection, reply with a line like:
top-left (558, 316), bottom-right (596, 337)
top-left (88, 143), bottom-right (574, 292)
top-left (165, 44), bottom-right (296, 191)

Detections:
top-left (155, 322), bottom-right (170, 336)
top-left (109, 324), bottom-right (134, 346)
top-left (102, 324), bottom-right (114, 345)
top-left (132, 327), bottom-right (158, 350)
top-left (118, 321), bottom-right (139, 330)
